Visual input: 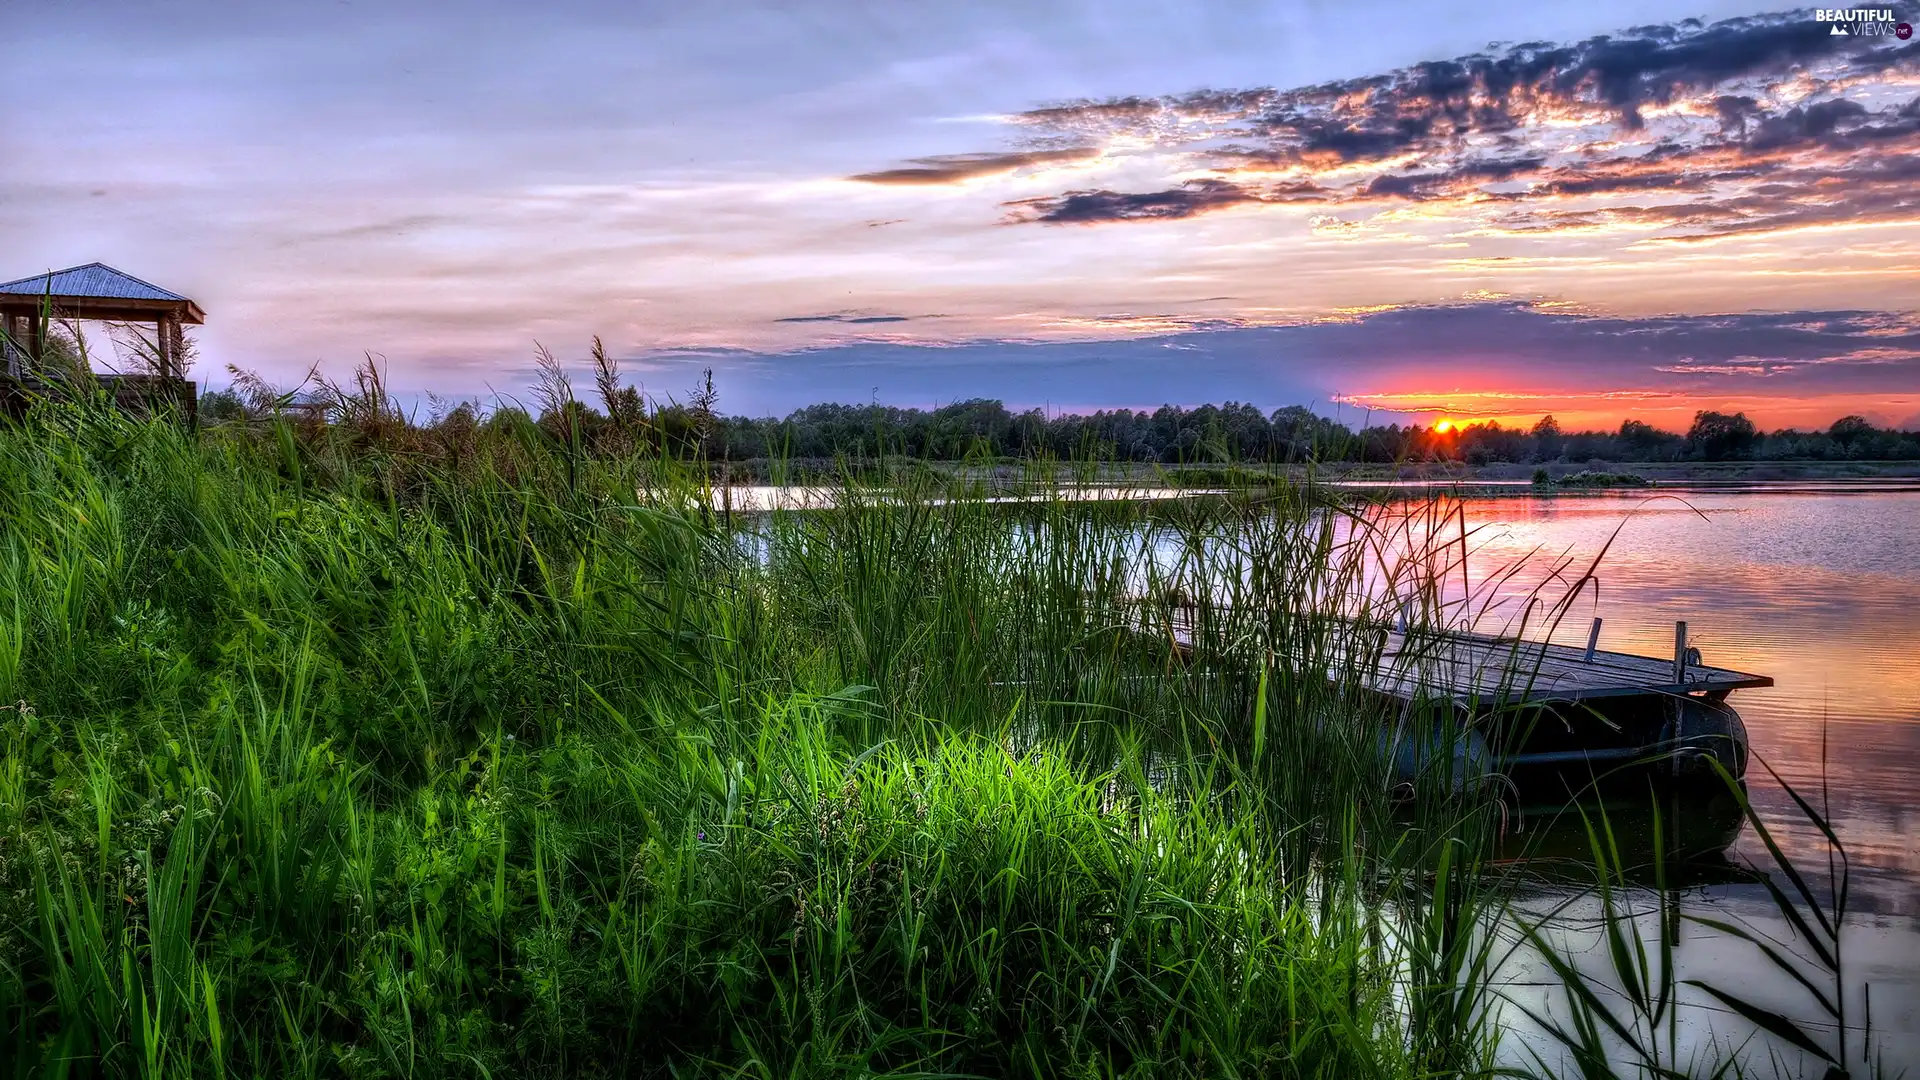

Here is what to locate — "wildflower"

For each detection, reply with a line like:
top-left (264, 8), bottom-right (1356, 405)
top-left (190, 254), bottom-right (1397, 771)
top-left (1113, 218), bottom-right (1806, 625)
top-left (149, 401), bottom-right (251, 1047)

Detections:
top-left (696, 831), bottom-right (706, 841)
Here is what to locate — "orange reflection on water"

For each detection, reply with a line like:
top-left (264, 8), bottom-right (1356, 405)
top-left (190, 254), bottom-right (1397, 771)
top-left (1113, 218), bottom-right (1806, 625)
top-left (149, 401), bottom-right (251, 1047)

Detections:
top-left (1433, 487), bottom-right (1920, 1070)
top-left (1433, 489), bottom-right (1920, 903)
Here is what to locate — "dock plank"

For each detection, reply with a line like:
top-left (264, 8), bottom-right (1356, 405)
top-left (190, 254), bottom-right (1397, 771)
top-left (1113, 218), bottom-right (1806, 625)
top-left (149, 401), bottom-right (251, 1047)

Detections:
top-left (1363, 627), bottom-right (1769, 703)
top-left (1146, 607), bottom-right (1772, 705)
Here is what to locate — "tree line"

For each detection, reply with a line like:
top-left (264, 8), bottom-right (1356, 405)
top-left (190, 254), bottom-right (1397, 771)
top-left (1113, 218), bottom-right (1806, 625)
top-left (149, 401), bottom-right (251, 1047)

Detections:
top-left (196, 388), bottom-right (1920, 464)
top-left (190, 351), bottom-right (1919, 466)
top-left (691, 401), bottom-right (1919, 465)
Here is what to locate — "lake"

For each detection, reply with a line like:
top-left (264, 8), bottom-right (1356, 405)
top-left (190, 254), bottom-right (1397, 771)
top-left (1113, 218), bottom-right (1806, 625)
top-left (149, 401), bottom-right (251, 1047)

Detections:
top-left (1440, 483), bottom-right (1920, 1072)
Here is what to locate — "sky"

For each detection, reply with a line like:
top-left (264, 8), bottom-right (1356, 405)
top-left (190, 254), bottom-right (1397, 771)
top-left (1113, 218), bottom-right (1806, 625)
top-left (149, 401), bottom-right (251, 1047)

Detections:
top-left (3, 0), bottom-right (1917, 431)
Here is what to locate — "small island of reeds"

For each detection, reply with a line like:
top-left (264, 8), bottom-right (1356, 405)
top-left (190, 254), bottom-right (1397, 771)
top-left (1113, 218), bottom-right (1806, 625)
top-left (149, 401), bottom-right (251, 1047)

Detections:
top-left (1531, 468), bottom-right (1655, 489)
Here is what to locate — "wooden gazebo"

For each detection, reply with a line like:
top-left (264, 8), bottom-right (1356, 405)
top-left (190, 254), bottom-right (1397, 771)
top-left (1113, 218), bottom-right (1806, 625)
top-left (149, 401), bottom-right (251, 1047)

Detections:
top-left (0, 262), bottom-right (203, 417)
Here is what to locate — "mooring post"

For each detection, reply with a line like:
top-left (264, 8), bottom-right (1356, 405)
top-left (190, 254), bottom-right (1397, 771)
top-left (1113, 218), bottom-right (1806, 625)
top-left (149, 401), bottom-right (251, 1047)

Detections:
top-left (1672, 621), bottom-right (1688, 684)
top-left (1584, 617), bottom-right (1602, 662)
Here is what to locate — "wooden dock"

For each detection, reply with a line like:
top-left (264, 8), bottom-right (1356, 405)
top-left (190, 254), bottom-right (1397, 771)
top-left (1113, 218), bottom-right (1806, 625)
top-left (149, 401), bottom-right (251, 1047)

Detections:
top-left (1354, 625), bottom-right (1771, 706)
top-left (1150, 607), bottom-right (1772, 707)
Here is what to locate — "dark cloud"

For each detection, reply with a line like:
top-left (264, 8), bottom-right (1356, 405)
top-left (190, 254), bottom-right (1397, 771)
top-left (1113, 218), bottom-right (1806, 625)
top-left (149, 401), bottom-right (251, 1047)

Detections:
top-left (1358, 156), bottom-right (1547, 200)
top-left (1494, 142), bottom-right (1920, 238)
top-left (892, 12), bottom-right (1920, 235)
top-left (1216, 13), bottom-right (1906, 154)
top-left (1003, 178), bottom-right (1276, 224)
top-left (849, 148), bottom-right (1097, 185)
top-left (1532, 168), bottom-right (1725, 197)
top-left (1740, 96), bottom-right (1920, 153)
top-left (1016, 96), bottom-right (1165, 128)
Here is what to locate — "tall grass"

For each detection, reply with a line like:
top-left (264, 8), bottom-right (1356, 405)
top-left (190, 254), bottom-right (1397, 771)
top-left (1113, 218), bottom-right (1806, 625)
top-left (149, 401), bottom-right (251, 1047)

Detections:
top-left (0, 395), bottom-right (1887, 1077)
top-left (0, 397), bottom-right (1510, 1078)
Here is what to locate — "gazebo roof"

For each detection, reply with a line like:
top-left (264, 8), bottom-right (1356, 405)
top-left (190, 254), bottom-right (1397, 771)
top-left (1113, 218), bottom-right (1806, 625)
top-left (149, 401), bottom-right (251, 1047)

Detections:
top-left (0, 263), bottom-right (204, 323)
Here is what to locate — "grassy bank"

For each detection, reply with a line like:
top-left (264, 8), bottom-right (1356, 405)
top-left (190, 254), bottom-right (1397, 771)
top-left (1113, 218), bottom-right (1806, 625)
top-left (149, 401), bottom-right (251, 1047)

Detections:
top-left (0, 401), bottom-right (1516, 1078)
top-left (0, 398), bottom-right (1893, 1078)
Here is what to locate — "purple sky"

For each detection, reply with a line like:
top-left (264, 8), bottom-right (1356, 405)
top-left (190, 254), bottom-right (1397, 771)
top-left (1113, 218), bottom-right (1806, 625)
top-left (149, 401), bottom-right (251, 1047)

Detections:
top-left (3, 1), bottom-right (1916, 428)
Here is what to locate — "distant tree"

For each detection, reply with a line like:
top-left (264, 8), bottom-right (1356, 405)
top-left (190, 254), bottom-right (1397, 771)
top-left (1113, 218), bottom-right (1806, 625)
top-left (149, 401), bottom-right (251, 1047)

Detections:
top-left (483, 405), bottom-right (534, 436)
top-left (1828, 414), bottom-right (1874, 453)
top-left (1530, 414), bottom-right (1563, 462)
top-left (1012, 407), bottom-right (1047, 454)
top-left (1360, 423), bottom-right (1406, 463)
top-left (1686, 410), bottom-right (1758, 460)
top-left (1618, 419), bottom-right (1660, 451)
top-left (1613, 418), bottom-right (1684, 461)
top-left (175, 370), bottom-right (1920, 469)
top-left (429, 398), bottom-right (482, 461)
top-left (1451, 420), bottom-right (1524, 464)
top-left (198, 388), bottom-right (248, 423)
top-left (1269, 405), bottom-right (1351, 460)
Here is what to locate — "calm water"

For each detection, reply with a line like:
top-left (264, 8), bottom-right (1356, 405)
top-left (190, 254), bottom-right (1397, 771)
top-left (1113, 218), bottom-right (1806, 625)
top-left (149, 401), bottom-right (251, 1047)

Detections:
top-left (1446, 485), bottom-right (1920, 1073)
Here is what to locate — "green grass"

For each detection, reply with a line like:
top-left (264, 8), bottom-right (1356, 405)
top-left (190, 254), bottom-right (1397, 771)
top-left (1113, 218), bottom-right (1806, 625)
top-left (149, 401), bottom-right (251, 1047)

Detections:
top-left (0, 398), bottom-right (1512, 1078)
top-left (0, 394), bottom-right (1891, 1078)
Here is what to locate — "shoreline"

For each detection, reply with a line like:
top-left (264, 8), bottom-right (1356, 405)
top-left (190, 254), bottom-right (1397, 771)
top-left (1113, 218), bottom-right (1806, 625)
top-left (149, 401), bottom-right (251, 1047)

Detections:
top-left (710, 457), bottom-right (1920, 492)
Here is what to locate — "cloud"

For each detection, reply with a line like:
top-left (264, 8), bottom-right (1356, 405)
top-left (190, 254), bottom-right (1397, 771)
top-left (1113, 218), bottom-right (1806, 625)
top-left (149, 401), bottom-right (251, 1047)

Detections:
top-left (1014, 13), bottom-right (1913, 155)
top-left (1358, 156), bottom-right (1546, 200)
top-left (855, 12), bottom-right (1920, 239)
top-left (1652, 356), bottom-right (1796, 377)
top-left (291, 214), bottom-right (452, 244)
top-left (848, 147), bottom-right (1098, 185)
top-left (1002, 178), bottom-right (1281, 224)
top-left (775, 312), bottom-right (913, 324)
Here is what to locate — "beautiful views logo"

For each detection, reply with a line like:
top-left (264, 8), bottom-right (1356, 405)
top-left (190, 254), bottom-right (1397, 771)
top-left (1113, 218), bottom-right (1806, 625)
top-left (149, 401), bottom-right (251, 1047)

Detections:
top-left (1814, 7), bottom-right (1911, 35)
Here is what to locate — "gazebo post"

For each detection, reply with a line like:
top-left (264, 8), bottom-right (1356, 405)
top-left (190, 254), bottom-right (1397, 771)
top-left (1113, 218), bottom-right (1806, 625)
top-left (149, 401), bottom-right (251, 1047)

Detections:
top-left (26, 310), bottom-right (44, 367)
top-left (156, 313), bottom-right (175, 378)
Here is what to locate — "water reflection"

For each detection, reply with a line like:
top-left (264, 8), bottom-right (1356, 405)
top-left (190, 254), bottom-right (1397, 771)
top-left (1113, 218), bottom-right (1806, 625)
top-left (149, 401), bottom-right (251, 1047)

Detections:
top-left (1441, 489), bottom-right (1920, 911)
top-left (1443, 486), bottom-right (1920, 1070)
top-left (1496, 786), bottom-right (1753, 884)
